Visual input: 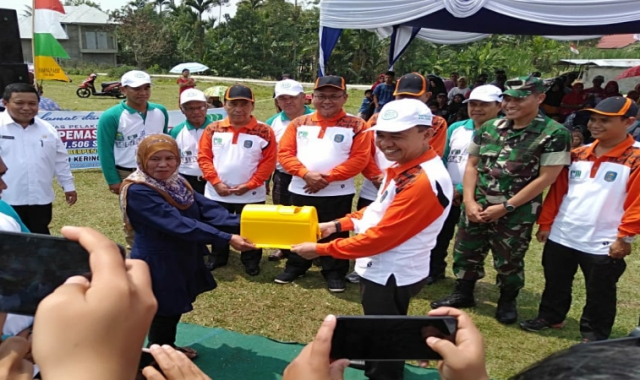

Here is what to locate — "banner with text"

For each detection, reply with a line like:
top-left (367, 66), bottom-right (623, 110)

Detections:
top-left (37, 109), bottom-right (227, 170)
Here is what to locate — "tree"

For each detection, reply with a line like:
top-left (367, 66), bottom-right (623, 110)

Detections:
top-left (111, 5), bottom-right (177, 68)
top-left (21, 5), bottom-right (32, 18)
top-left (149, 0), bottom-right (170, 14)
top-left (63, 0), bottom-right (103, 10)
top-left (184, 0), bottom-right (215, 21)
top-left (238, 0), bottom-right (264, 10)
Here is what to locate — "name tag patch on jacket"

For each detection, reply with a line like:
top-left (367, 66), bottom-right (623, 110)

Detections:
top-left (0, 135), bottom-right (15, 140)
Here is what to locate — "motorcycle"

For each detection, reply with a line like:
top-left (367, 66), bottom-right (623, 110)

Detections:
top-left (76, 73), bottom-right (125, 99)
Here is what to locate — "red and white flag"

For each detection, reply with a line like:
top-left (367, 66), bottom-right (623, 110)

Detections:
top-left (570, 43), bottom-right (580, 55)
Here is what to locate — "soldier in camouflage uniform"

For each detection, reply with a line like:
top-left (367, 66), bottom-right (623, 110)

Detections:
top-left (431, 76), bottom-right (571, 324)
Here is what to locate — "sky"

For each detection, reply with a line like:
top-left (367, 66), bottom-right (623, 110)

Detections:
top-left (4, 0), bottom-right (240, 21)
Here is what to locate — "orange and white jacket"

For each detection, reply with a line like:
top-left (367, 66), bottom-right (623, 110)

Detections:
top-left (197, 116), bottom-right (276, 204)
top-left (359, 112), bottom-right (448, 201)
top-left (538, 135), bottom-right (640, 255)
top-left (316, 149), bottom-right (453, 286)
top-left (278, 110), bottom-right (370, 197)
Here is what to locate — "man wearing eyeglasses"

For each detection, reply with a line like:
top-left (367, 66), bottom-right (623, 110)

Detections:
top-left (170, 89), bottom-right (213, 195)
top-left (275, 76), bottom-right (370, 292)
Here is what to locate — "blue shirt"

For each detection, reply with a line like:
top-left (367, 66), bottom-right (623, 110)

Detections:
top-left (358, 98), bottom-right (372, 114)
top-left (373, 84), bottom-right (395, 112)
top-left (39, 97), bottom-right (61, 111)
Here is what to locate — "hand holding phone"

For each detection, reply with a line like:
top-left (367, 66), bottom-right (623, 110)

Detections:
top-left (423, 307), bottom-right (490, 380)
top-left (283, 315), bottom-right (350, 380)
top-left (329, 315), bottom-right (457, 361)
top-left (32, 226), bottom-right (157, 380)
top-left (0, 230), bottom-right (125, 316)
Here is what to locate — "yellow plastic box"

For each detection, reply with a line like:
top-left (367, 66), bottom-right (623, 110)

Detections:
top-left (240, 205), bottom-right (321, 249)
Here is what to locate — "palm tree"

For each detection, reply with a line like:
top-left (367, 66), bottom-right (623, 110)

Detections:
top-left (21, 5), bottom-right (33, 18)
top-left (184, 0), bottom-right (215, 22)
top-left (151, 0), bottom-right (170, 14)
top-left (238, 0), bottom-right (264, 10)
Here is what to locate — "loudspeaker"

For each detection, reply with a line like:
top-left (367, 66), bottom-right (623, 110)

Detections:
top-left (0, 9), bottom-right (24, 64)
top-left (0, 63), bottom-right (30, 93)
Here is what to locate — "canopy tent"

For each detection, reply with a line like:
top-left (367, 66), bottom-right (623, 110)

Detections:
top-left (318, 0), bottom-right (640, 76)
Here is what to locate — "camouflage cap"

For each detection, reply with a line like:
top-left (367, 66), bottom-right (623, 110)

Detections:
top-left (503, 76), bottom-right (546, 98)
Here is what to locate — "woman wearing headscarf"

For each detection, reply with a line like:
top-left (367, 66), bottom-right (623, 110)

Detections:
top-left (120, 134), bottom-right (255, 359)
top-left (604, 81), bottom-right (622, 98)
top-left (427, 74), bottom-right (447, 99)
top-left (541, 80), bottom-right (565, 119)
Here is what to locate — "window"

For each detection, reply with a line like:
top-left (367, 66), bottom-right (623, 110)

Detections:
top-left (83, 29), bottom-right (115, 51)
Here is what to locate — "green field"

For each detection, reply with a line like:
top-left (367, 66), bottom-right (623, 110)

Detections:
top-left (40, 75), bottom-right (640, 379)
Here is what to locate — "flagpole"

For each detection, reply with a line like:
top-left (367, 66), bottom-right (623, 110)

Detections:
top-left (31, 0), bottom-right (36, 85)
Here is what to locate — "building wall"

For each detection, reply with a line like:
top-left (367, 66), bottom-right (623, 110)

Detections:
top-left (20, 23), bottom-right (116, 66)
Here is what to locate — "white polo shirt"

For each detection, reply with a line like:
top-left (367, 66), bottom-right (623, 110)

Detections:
top-left (169, 114), bottom-right (214, 177)
top-left (0, 112), bottom-right (75, 206)
top-left (540, 136), bottom-right (640, 255)
top-left (316, 149), bottom-right (453, 286)
top-left (444, 118), bottom-right (475, 189)
top-left (198, 117), bottom-right (277, 204)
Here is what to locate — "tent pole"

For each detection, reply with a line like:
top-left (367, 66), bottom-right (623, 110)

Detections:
top-left (31, 0), bottom-right (36, 85)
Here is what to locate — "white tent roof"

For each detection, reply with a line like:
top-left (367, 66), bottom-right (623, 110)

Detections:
top-left (19, 4), bottom-right (114, 39)
top-left (555, 59), bottom-right (640, 68)
top-left (320, 0), bottom-right (640, 44)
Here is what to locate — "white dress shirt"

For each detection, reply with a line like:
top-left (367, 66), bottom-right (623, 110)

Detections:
top-left (0, 112), bottom-right (75, 206)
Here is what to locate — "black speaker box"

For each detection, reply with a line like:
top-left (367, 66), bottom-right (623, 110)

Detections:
top-left (0, 63), bottom-right (30, 94)
top-left (0, 9), bottom-right (24, 64)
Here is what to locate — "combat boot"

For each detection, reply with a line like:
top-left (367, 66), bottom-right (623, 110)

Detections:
top-left (495, 289), bottom-right (519, 325)
top-left (430, 280), bottom-right (476, 309)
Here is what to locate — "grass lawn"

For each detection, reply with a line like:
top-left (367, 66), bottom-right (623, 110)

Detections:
top-left (41, 75), bottom-right (640, 379)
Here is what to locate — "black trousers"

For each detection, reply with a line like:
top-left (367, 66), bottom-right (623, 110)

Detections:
top-left (180, 173), bottom-right (206, 195)
top-left (538, 239), bottom-right (627, 341)
top-left (12, 204), bottom-right (52, 235)
top-left (212, 201), bottom-right (264, 268)
top-left (272, 171), bottom-right (293, 206)
top-left (283, 193), bottom-right (353, 280)
top-left (429, 205), bottom-right (461, 277)
top-left (357, 195), bottom-right (374, 210)
top-left (148, 314), bottom-right (182, 347)
top-left (360, 275), bottom-right (427, 380)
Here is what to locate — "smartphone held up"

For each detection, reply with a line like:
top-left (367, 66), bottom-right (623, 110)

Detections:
top-left (330, 315), bottom-right (458, 361)
top-left (0, 231), bottom-right (125, 316)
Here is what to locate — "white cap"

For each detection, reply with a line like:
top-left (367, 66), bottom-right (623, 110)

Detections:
top-left (370, 99), bottom-right (433, 132)
top-left (121, 70), bottom-right (151, 88)
top-left (180, 88), bottom-right (207, 105)
top-left (463, 84), bottom-right (503, 103)
top-left (274, 79), bottom-right (304, 98)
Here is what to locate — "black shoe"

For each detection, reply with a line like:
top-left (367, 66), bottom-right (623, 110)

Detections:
top-left (206, 261), bottom-right (227, 271)
top-left (425, 273), bottom-right (445, 285)
top-left (327, 278), bottom-right (346, 293)
top-left (495, 290), bottom-right (519, 325)
top-left (245, 266), bottom-right (260, 276)
top-left (430, 280), bottom-right (476, 309)
top-left (519, 317), bottom-right (565, 332)
top-left (274, 271), bottom-right (303, 284)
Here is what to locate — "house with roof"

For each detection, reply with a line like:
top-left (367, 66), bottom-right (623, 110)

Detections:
top-left (18, 4), bottom-right (117, 66)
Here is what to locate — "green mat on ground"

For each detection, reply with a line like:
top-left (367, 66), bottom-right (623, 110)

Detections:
top-left (175, 322), bottom-right (441, 380)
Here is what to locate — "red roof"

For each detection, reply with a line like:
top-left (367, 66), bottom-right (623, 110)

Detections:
top-left (597, 34), bottom-right (638, 49)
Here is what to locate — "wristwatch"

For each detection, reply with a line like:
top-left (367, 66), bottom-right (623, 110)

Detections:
top-left (622, 236), bottom-right (635, 244)
top-left (503, 202), bottom-right (516, 213)
top-left (333, 220), bottom-right (342, 233)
